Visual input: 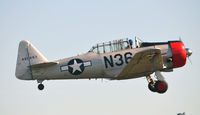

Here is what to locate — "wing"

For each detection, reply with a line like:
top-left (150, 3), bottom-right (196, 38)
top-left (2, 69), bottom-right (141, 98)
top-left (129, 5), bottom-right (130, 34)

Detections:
top-left (114, 48), bottom-right (163, 80)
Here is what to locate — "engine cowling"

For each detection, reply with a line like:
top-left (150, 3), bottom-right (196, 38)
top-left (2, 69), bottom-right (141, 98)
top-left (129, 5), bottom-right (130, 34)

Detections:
top-left (170, 41), bottom-right (187, 68)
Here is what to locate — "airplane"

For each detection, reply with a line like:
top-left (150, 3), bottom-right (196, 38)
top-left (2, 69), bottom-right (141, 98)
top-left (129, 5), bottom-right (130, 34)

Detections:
top-left (15, 37), bottom-right (192, 94)
top-left (177, 112), bottom-right (185, 115)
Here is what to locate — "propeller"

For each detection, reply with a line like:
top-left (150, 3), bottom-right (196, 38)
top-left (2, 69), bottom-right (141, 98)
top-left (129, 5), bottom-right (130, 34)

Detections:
top-left (179, 37), bottom-right (193, 64)
top-left (188, 57), bottom-right (192, 64)
top-left (179, 36), bottom-right (182, 42)
top-left (186, 48), bottom-right (193, 64)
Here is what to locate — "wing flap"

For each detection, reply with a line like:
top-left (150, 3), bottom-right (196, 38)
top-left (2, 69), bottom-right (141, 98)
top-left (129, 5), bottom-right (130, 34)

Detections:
top-left (115, 48), bottom-right (163, 80)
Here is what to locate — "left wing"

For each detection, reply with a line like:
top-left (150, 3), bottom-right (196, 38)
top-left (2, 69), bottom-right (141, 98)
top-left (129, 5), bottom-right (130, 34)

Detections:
top-left (113, 48), bottom-right (163, 80)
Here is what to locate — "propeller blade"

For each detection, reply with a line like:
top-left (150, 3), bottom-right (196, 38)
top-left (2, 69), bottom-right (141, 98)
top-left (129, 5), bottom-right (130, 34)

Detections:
top-left (179, 36), bottom-right (182, 42)
top-left (188, 57), bottom-right (192, 64)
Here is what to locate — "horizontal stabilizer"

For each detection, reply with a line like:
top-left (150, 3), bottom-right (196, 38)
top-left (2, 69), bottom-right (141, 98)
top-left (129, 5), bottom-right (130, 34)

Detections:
top-left (30, 62), bottom-right (58, 69)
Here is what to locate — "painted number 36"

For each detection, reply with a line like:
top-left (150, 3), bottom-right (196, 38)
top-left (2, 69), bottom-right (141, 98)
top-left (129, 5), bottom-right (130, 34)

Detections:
top-left (104, 52), bottom-right (132, 68)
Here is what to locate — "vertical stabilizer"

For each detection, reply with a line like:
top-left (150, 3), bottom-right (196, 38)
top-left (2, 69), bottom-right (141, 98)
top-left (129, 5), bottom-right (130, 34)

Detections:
top-left (15, 40), bottom-right (48, 80)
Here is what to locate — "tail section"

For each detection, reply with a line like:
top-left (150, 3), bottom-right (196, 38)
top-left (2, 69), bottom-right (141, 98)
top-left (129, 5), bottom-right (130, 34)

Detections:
top-left (15, 40), bottom-right (48, 80)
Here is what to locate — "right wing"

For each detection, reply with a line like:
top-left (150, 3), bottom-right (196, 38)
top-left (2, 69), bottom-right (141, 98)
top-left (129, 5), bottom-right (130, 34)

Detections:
top-left (114, 48), bottom-right (164, 80)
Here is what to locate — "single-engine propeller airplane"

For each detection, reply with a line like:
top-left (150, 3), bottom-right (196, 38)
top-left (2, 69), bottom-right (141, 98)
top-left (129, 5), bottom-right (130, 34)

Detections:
top-left (15, 37), bottom-right (192, 94)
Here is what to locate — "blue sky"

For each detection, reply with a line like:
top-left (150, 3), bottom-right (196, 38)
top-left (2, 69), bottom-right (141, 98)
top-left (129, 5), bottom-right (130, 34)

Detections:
top-left (0, 0), bottom-right (199, 115)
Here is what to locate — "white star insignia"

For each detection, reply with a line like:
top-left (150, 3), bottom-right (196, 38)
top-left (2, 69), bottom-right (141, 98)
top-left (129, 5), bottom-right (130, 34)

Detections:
top-left (69, 59), bottom-right (83, 73)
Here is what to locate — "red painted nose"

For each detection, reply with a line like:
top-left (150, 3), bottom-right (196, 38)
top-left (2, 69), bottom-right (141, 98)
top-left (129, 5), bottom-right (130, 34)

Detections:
top-left (170, 41), bottom-right (187, 68)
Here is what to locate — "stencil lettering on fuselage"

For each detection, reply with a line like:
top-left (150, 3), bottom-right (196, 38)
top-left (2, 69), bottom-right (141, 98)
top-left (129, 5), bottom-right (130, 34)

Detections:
top-left (104, 52), bottom-right (132, 68)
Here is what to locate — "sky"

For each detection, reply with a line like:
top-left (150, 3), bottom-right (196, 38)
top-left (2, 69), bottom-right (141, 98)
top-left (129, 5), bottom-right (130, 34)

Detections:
top-left (0, 0), bottom-right (200, 115)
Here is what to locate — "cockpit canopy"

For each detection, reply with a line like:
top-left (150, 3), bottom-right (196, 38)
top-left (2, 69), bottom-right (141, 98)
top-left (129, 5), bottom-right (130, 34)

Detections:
top-left (89, 38), bottom-right (132, 54)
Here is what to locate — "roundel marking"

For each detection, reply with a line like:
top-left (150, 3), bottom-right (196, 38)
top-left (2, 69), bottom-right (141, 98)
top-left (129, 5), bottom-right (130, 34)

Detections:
top-left (68, 58), bottom-right (85, 75)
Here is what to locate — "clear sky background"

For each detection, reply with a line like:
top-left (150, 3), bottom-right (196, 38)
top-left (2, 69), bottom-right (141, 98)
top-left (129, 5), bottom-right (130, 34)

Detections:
top-left (0, 0), bottom-right (199, 115)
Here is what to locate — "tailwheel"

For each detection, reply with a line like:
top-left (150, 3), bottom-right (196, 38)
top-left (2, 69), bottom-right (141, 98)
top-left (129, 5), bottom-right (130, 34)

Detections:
top-left (38, 84), bottom-right (44, 90)
top-left (155, 81), bottom-right (168, 94)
